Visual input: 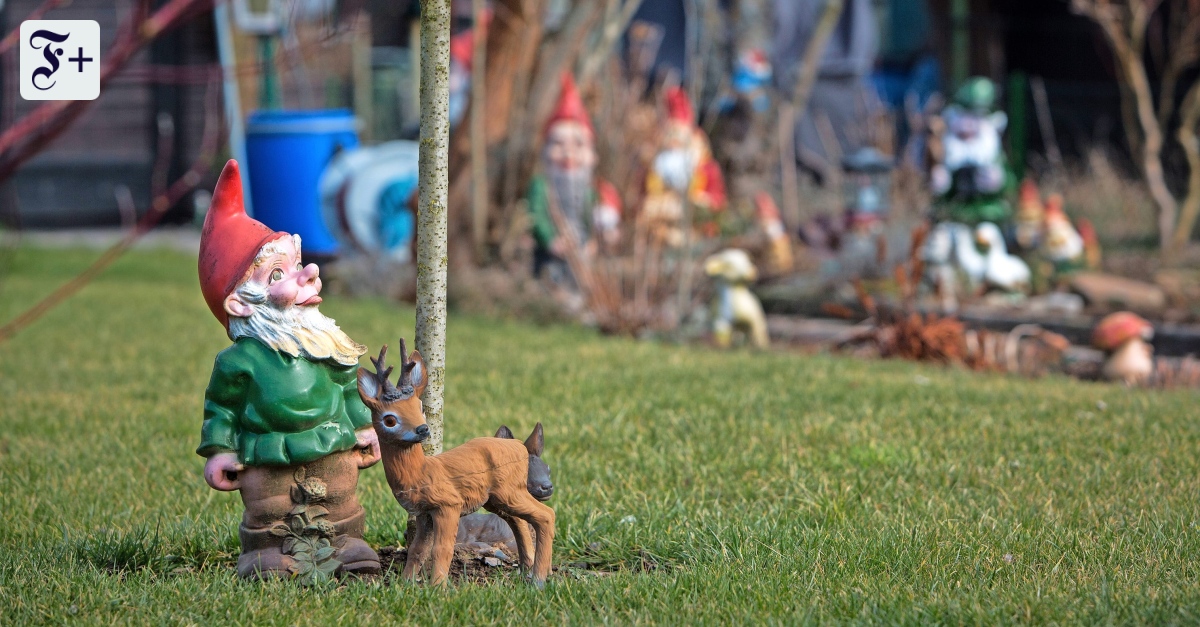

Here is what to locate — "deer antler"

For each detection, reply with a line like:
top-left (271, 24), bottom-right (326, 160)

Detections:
top-left (396, 337), bottom-right (418, 395)
top-left (368, 344), bottom-right (401, 400)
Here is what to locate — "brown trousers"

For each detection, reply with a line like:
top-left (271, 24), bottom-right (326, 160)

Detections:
top-left (236, 448), bottom-right (380, 579)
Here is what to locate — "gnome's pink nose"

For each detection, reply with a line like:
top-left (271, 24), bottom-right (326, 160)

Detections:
top-left (299, 263), bottom-right (320, 284)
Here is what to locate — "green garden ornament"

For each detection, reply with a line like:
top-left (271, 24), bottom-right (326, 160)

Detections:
top-left (930, 76), bottom-right (1014, 226)
top-left (196, 160), bottom-right (382, 581)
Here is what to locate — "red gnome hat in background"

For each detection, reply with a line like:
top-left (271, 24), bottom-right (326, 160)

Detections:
top-left (450, 8), bottom-right (491, 71)
top-left (665, 87), bottom-right (695, 124)
top-left (544, 72), bottom-right (593, 136)
top-left (449, 31), bottom-right (474, 69)
top-left (198, 160), bottom-right (287, 331)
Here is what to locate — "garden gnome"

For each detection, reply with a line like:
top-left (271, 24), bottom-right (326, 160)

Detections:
top-left (1013, 178), bottom-right (1045, 252)
top-left (1042, 194), bottom-right (1091, 275)
top-left (197, 160), bottom-right (382, 580)
top-left (448, 10), bottom-right (490, 129)
top-left (526, 73), bottom-right (622, 281)
top-left (1093, 312), bottom-right (1154, 385)
top-left (930, 77), bottom-right (1012, 226)
top-left (642, 87), bottom-right (728, 247)
top-left (754, 192), bottom-right (794, 275)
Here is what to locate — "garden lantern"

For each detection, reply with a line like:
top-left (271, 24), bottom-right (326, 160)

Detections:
top-left (842, 147), bottom-right (893, 232)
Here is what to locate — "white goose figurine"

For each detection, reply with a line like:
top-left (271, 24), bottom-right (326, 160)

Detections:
top-left (974, 222), bottom-right (1030, 292)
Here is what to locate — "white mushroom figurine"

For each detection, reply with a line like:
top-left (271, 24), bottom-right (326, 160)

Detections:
top-left (704, 248), bottom-right (769, 349)
top-left (1092, 312), bottom-right (1154, 385)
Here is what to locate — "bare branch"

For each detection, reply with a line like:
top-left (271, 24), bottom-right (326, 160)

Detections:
top-left (0, 81), bottom-right (223, 344)
top-left (1169, 80), bottom-right (1200, 254)
top-left (790, 0), bottom-right (844, 108)
top-left (578, 0), bottom-right (646, 88)
top-left (1072, 0), bottom-right (1181, 250)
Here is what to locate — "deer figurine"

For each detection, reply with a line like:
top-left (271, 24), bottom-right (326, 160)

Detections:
top-left (357, 339), bottom-right (556, 587)
top-left (495, 423), bottom-right (553, 501)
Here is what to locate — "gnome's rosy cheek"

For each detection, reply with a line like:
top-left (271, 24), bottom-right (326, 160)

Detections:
top-left (267, 280), bottom-right (299, 308)
top-left (267, 263), bottom-right (322, 309)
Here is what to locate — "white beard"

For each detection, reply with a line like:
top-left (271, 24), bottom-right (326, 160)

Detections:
top-left (546, 163), bottom-right (594, 241)
top-left (654, 148), bottom-right (694, 193)
top-left (227, 285), bottom-right (365, 367)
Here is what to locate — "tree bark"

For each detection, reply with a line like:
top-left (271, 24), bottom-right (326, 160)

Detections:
top-left (1170, 81), bottom-right (1200, 256)
top-left (417, 0), bottom-right (451, 455)
top-left (444, 0), bottom-right (547, 267)
top-left (470, 0), bottom-right (489, 258)
top-left (1120, 43), bottom-right (1178, 251)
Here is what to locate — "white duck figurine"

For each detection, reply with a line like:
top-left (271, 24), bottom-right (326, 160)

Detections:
top-left (974, 222), bottom-right (1030, 292)
top-left (948, 222), bottom-right (987, 286)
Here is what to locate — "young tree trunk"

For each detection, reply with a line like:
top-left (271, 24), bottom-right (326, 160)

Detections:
top-left (417, 0), bottom-right (451, 455)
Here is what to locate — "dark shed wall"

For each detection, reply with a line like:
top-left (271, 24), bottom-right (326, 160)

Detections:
top-left (3, 0), bottom-right (217, 227)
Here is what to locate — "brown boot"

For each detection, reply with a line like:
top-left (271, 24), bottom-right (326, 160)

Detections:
top-left (236, 450), bottom-right (380, 580)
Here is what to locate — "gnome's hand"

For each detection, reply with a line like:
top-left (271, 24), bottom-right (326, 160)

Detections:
top-left (203, 452), bottom-right (243, 491)
top-left (355, 428), bottom-right (381, 468)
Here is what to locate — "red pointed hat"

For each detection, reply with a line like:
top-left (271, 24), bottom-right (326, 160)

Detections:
top-left (666, 87), bottom-right (695, 123)
top-left (596, 180), bottom-right (622, 213)
top-left (198, 160), bottom-right (288, 330)
top-left (1044, 193), bottom-right (1068, 221)
top-left (1018, 178), bottom-right (1040, 204)
top-left (754, 192), bottom-right (780, 221)
top-left (544, 72), bottom-right (592, 136)
top-left (450, 31), bottom-right (474, 69)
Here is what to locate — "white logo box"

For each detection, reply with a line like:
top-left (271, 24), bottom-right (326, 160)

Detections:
top-left (20, 20), bottom-right (101, 101)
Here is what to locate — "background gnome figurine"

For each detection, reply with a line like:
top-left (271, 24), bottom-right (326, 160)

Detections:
top-left (754, 192), bottom-right (794, 275)
top-left (197, 160), bottom-right (382, 581)
top-left (1013, 178), bottom-right (1045, 252)
top-left (642, 87), bottom-right (728, 246)
top-left (1042, 194), bottom-right (1101, 274)
top-left (526, 73), bottom-right (622, 282)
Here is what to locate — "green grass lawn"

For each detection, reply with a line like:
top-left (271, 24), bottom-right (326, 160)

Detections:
top-left (1, 246), bottom-right (1198, 625)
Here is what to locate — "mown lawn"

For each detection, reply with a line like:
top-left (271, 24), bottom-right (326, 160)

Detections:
top-left (1, 245), bottom-right (1198, 625)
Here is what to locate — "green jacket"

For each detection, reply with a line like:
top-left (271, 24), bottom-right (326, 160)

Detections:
top-left (526, 175), bottom-right (597, 251)
top-left (197, 337), bottom-right (371, 466)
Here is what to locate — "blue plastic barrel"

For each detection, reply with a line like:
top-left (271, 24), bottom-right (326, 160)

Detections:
top-left (245, 109), bottom-right (359, 255)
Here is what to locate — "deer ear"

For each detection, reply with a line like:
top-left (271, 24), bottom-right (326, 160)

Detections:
top-left (357, 367), bottom-right (381, 406)
top-left (408, 350), bottom-right (427, 397)
top-left (525, 422), bottom-right (544, 457)
top-left (495, 425), bottom-right (514, 439)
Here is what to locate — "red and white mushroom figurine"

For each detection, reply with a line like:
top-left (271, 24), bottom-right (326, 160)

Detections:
top-left (1092, 312), bottom-right (1154, 385)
